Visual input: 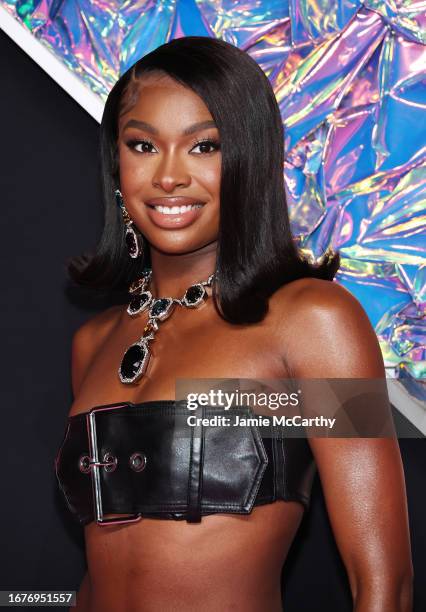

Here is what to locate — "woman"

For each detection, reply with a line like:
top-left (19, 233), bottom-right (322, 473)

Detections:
top-left (56, 36), bottom-right (413, 611)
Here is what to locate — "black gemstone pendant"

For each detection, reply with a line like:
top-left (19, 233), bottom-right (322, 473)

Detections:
top-left (119, 342), bottom-right (150, 384)
top-left (183, 284), bottom-right (206, 307)
top-left (127, 291), bottom-right (152, 316)
top-left (125, 227), bottom-right (140, 258)
top-left (149, 298), bottom-right (174, 321)
top-left (119, 270), bottom-right (215, 385)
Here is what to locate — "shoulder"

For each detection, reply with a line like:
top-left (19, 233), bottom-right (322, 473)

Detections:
top-left (72, 304), bottom-right (123, 355)
top-left (270, 277), bottom-right (385, 377)
top-left (71, 304), bottom-right (124, 396)
top-left (271, 276), bottom-right (368, 332)
top-left (273, 276), bottom-right (359, 312)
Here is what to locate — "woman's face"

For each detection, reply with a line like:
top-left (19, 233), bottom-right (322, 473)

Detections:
top-left (117, 72), bottom-right (221, 256)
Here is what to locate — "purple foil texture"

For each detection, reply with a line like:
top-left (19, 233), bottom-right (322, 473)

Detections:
top-left (2, 0), bottom-right (425, 395)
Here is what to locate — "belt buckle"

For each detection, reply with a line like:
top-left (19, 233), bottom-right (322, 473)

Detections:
top-left (86, 403), bottom-right (142, 526)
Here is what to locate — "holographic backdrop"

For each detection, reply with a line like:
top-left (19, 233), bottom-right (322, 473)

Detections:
top-left (1, 1), bottom-right (425, 399)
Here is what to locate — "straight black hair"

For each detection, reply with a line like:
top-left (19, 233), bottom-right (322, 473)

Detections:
top-left (68, 35), bottom-right (340, 323)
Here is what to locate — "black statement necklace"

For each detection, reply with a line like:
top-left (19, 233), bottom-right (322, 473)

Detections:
top-left (118, 269), bottom-right (216, 384)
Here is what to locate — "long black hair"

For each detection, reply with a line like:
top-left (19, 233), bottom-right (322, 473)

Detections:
top-left (68, 35), bottom-right (340, 323)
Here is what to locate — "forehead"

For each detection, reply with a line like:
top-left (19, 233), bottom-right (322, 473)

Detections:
top-left (118, 72), bottom-right (213, 129)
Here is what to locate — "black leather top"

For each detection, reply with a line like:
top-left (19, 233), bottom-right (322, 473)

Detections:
top-left (54, 400), bottom-right (317, 526)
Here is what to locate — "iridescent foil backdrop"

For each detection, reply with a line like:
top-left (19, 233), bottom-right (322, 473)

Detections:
top-left (2, 0), bottom-right (425, 398)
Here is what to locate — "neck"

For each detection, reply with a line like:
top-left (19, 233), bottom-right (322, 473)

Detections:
top-left (147, 242), bottom-right (217, 297)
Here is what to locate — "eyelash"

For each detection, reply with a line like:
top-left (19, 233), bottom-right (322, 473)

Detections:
top-left (125, 137), bottom-right (221, 155)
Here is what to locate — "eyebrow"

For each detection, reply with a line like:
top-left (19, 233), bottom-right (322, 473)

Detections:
top-left (122, 119), bottom-right (217, 136)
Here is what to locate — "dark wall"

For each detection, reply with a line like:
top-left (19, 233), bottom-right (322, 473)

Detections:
top-left (0, 26), bottom-right (101, 599)
top-left (0, 28), bottom-right (425, 611)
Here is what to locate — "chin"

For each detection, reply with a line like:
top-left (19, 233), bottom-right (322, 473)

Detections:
top-left (148, 236), bottom-right (216, 257)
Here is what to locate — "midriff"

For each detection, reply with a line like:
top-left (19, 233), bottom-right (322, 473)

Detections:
top-left (76, 500), bottom-right (304, 612)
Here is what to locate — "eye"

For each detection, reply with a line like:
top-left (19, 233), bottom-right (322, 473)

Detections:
top-left (126, 139), bottom-right (157, 154)
top-left (125, 137), bottom-right (221, 155)
top-left (191, 138), bottom-right (221, 154)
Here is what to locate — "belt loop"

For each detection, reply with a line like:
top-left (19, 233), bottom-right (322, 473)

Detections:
top-left (273, 426), bottom-right (285, 500)
top-left (186, 403), bottom-right (205, 523)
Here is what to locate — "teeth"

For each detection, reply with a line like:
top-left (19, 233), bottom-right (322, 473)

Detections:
top-left (153, 204), bottom-right (203, 214)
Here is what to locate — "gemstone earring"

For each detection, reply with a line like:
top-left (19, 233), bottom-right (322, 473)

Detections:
top-left (115, 189), bottom-right (143, 259)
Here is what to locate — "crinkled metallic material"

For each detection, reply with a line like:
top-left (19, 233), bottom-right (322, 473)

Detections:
top-left (2, 1), bottom-right (425, 396)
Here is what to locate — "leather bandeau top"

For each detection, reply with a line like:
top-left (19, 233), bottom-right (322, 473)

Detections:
top-left (54, 400), bottom-right (317, 526)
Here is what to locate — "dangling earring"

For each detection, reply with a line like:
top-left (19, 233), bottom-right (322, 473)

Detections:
top-left (115, 189), bottom-right (143, 259)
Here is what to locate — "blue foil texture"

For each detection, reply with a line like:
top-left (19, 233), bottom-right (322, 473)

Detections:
top-left (2, 0), bottom-right (425, 397)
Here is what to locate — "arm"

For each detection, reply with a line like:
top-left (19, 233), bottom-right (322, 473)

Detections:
top-left (282, 278), bottom-right (413, 612)
top-left (70, 305), bottom-right (123, 397)
top-left (73, 571), bottom-right (91, 612)
top-left (71, 322), bottom-right (96, 398)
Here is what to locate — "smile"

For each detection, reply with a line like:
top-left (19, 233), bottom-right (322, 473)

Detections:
top-left (145, 200), bottom-right (206, 229)
top-left (149, 203), bottom-right (204, 215)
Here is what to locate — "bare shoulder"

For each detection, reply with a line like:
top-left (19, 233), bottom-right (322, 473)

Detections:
top-left (270, 277), bottom-right (385, 377)
top-left (72, 303), bottom-right (124, 346)
top-left (71, 304), bottom-right (124, 396)
top-left (272, 276), bottom-right (360, 314)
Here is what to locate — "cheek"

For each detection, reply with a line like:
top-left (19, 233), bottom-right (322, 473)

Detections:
top-left (118, 148), bottom-right (150, 187)
top-left (196, 163), bottom-right (221, 194)
top-left (118, 148), bottom-right (131, 183)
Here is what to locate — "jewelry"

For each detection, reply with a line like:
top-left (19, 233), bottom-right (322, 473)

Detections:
top-left (115, 189), bottom-right (143, 259)
top-left (118, 270), bottom-right (216, 384)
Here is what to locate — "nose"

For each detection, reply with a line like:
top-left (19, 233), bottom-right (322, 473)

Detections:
top-left (152, 151), bottom-right (191, 192)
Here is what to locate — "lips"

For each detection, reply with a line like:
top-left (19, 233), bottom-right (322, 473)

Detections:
top-left (144, 196), bottom-right (206, 229)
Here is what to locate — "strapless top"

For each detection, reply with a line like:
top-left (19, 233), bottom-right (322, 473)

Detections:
top-left (54, 400), bottom-right (317, 526)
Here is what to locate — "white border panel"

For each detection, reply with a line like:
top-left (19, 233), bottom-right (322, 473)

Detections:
top-left (0, 4), bottom-right (104, 122)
